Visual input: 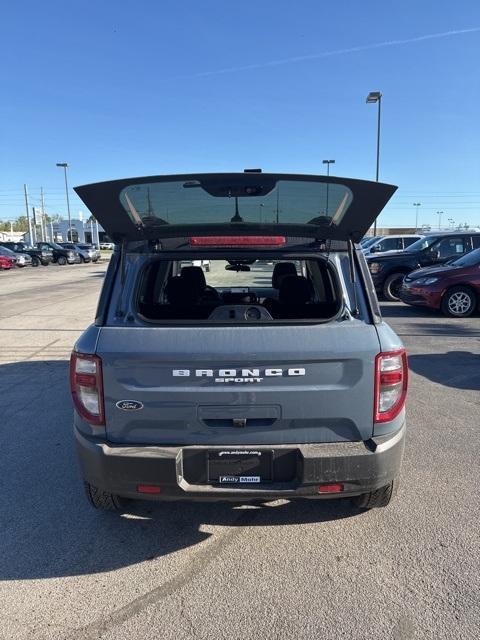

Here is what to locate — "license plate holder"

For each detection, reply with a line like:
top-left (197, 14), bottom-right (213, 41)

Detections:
top-left (207, 450), bottom-right (273, 484)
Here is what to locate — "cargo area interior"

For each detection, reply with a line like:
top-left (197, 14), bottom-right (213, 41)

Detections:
top-left (137, 256), bottom-right (343, 322)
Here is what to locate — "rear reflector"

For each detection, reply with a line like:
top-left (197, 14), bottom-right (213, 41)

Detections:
top-left (189, 236), bottom-right (286, 246)
top-left (318, 483), bottom-right (344, 494)
top-left (137, 485), bottom-right (162, 494)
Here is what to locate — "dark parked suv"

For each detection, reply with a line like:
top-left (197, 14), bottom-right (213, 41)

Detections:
top-left (367, 232), bottom-right (480, 300)
top-left (0, 241), bottom-right (53, 266)
top-left (71, 172), bottom-right (408, 512)
top-left (35, 242), bottom-right (77, 265)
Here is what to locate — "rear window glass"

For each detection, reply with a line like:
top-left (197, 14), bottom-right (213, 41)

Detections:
top-left (119, 177), bottom-right (353, 230)
top-left (137, 258), bottom-right (341, 323)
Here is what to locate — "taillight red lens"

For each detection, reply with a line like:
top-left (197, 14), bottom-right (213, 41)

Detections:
top-left (69, 352), bottom-right (105, 426)
top-left (189, 236), bottom-right (286, 246)
top-left (374, 349), bottom-right (408, 423)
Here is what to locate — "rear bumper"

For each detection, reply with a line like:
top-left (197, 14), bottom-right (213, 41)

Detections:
top-left (75, 423), bottom-right (406, 501)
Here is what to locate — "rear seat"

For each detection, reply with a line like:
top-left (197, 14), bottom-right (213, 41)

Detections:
top-left (139, 275), bottom-right (219, 320)
top-left (266, 275), bottom-right (338, 319)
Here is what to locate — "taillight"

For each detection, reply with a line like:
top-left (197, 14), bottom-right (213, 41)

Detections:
top-left (70, 352), bottom-right (105, 425)
top-left (374, 349), bottom-right (408, 423)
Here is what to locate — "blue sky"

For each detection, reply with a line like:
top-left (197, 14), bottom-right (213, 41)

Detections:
top-left (1, 0), bottom-right (480, 229)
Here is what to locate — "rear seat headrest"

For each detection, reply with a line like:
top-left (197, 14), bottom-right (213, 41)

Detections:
top-left (181, 266), bottom-right (207, 291)
top-left (279, 275), bottom-right (313, 305)
top-left (165, 276), bottom-right (200, 305)
top-left (272, 262), bottom-right (297, 289)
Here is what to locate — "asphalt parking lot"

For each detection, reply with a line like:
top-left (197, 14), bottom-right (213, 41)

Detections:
top-left (1, 262), bottom-right (479, 640)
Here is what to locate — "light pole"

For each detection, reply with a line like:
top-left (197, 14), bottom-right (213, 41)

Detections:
top-left (56, 162), bottom-right (72, 241)
top-left (413, 203), bottom-right (421, 231)
top-left (322, 159), bottom-right (335, 177)
top-left (448, 218), bottom-right (455, 229)
top-left (366, 91), bottom-right (382, 234)
top-left (322, 159), bottom-right (335, 215)
top-left (436, 211), bottom-right (444, 230)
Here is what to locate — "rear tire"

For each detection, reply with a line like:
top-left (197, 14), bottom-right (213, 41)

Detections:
top-left (441, 286), bottom-right (477, 318)
top-left (383, 273), bottom-right (405, 301)
top-left (32, 256), bottom-right (40, 267)
top-left (353, 480), bottom-right (396, 509)
top-left (84, 481), bottom-right (124, 511)
top-left (57, 255), bottom-right (67, 265)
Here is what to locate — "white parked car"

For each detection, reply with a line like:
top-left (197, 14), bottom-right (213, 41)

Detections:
top-left (179, 259), bottom-right (210, 271)
top-left (363, 234), bottom-right (423, 255)
top-left (99, 242), bottom-right (115, 250)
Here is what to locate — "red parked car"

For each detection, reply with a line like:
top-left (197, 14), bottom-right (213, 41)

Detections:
top-left (399, 248), bottom-right (480, 317)
top-left (0, 254), bottom-right (16, 270)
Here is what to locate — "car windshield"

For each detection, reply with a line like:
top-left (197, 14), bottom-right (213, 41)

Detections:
top-left (0, 246), bottom-right (15, 257)
top-left (405, 236), bottom-right (439, 252)
top-left (450, 248), bottom-right (480, 267)
top-left (49, 243), bottom-right (65, 250)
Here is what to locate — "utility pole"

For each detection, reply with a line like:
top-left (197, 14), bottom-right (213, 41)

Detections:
top-left (56, 162), bottom-right (72, 241)
top-left (32, 207), bottom-right (37, 244)
top-left (41, 187), bottom-right (47, 241)
top-left (24, 184), bottom-right (33, 244)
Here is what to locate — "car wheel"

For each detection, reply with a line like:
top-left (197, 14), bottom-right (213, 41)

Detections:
top-left (79, 255), bottom-right (85, 263)
top-left (383, 273), bottom-right (405, 301)
top-left (353, 480), bottom-right (396, 509)
top-left (31, 256), bottom-right (40, 267)
top-left (84, 481), bottom-right (125, 511)
top-left (441, 286), bottom-right (477, 318)
top-left (57, 255), bottom-right (67, 265)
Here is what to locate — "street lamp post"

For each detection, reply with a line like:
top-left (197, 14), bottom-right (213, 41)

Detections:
top-left (366, 92), bottom-right (382, 234)
top-left (413, 203), bottom-right (421, 231)
top-left (322, 159), bottom-right (335, 215)
top-left (436, 210), bottom-right (444, 230)
top-left (56, 162), bottom-right (72, 241)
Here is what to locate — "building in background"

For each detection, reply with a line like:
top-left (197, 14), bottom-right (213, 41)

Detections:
top-left (23, 218), bottom-right (110, 246)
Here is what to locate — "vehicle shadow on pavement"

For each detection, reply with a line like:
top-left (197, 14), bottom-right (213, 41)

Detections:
top-left (379, 303), bottom-right (436, 318)
top-left (408, 351), bottom-right (480, 390)
top-left (0, 359), bottom-right (361, 581)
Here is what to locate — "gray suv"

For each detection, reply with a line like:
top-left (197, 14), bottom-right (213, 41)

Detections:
top-left (71, 172), bottom-right (408, 511)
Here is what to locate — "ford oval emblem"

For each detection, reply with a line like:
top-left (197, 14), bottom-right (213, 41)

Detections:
top-left (116, 400), bottom-right (144, 411)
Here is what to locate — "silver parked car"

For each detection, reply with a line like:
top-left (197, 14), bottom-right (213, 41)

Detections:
top-left (71, 172), bottom-right (408, 512)
top-left (60, 242), bottom-right (100, 263)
